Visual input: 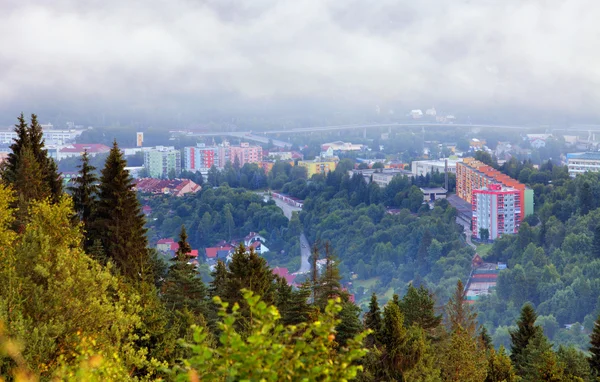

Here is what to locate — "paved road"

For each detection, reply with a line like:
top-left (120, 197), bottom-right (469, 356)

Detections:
top-left (298, 234), bottom-right (311, 274)
top-left (456, 216), bottom-right (476, 249)
top-left (271, 196), bottom-right (301, 219)
top-left (266, 194), bottom-right (310, 274)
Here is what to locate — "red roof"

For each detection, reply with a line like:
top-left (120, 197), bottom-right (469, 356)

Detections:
top-left (272, 267), bottom-right (296, 285)
top-left (170, 243), bottom-right (180, 251)
top-left (205, 248), bottom-right (218, 258)
top-left (59, 144), bottom-right (111, 153)
top-left (251, 241), bottom-right (261, 248)
top-left (134, 178), bottom-right (201, 196)
top-left (157, 238), bottom-right (175, 244)
top-left (142, 205), bottom-right (152, 212)
top-left (190, 249), bottom-right (198, 258)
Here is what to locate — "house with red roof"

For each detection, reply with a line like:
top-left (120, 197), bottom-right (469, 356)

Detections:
top-left (156, 238), bottom-right (175, 252)
top-left (133, 178), bottom-right (201, 197)
top-left (244, 232), bottom-right (269, 254)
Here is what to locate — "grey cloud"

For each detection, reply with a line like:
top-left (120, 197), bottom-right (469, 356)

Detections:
top-left (0, 0), bottom-right (599, 123)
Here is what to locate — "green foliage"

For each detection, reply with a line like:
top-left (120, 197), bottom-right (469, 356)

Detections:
top-left (0, 191), bottom-right (154, 378)
top-left (173, 291), bottom-right (369, 381)
top-left (91, 140), bottom-right (150, 281)
top-left (485, 346), bottom-right (518, 382)
top-left (590, 313), bottom-right (600, 377)
top-left (68, 151), bottom-right (99, 250)
top-left (511, 304), bottom-right (542, 372)
top-left (400, 284), bottom-right (442, 332)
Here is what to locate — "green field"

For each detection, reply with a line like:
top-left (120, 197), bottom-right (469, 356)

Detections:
top-left (477, 243), bottom-right (493, 257)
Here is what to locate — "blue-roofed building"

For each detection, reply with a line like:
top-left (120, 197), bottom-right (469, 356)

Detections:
top-left (567, 152), bottom-right (600, 177)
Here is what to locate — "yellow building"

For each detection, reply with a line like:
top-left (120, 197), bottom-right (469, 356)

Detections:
top-left (298, 160), bottom-right (337, 177)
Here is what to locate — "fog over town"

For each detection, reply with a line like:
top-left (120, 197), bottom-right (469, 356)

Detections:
top-left (1, 0), bottom-right (599, 125)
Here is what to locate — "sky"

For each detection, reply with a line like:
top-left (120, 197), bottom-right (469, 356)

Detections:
top-left (0, 0), bottom-right (598, 125)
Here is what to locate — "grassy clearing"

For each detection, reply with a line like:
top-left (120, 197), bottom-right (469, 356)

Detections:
top-left (477, 243), bottom-right (493, 257)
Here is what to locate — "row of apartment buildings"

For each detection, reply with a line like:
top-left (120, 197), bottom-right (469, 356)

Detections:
top-left (456, 158), bottom-right (534, 240)
top-left (144, 142), bottom-right (337, 179)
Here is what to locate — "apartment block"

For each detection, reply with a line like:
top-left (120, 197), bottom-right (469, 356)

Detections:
top-left (298, 160), bottom-right (337, 178)
top-left (567, 152), bottom-right (600, 177)
top-left (472, 184), bottom-right (521, 240)
top-left (456, 158), bottom-right (534, 217)
top-left (183, 145), bottom-right (217, 173)
top-left (144, 146), bottom-right (181, 178)
top-left (228, 142), bottom-right (263, 167)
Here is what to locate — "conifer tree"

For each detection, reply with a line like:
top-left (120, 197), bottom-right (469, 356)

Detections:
top-left (285, 281), bottom-right (313, 325)
top-left (91, 140), bottom-right (149, 281)
top-left (400, 283), bottom-right (442, 331)
top-left (364, 293), bottom-right (383, 346)
top-left (224, 244), bottom-right (275, 330)
top-left (439, 326), bottom-right (487, 382)
top-left (28, 114), bottom-right (62, 202)
top-left (519, 331), bottom-right (563, 381)
top-left (445, 279), bottom-right (477, 335)
top-left (485, 346), bottom-right (518, 382)
top-left (510, 303), bottom-right (541, 371)
top-left (314, 242), bottom-right (345, 310)
top-left (161, 226), bottom-right (207, 316)
top-left (593, 225), bottom-right (600, 259)
top-left (209, 260), bottom-right (229, 298)
top-left (1, 114), bottom-right (62, 227)
top-left (13, 146), bottom-right (50, 228)
top-left (589, 313), bottom-right (600, 376)
top-left (335, 301), bottom-right (362, 347)
top-left (381, 302), bottom-right (408, 380)
top-left (0, 113), bottom-right (29, 184)
top-left (68, 151), bottom-right (98, 250)
top-left (479, 325), bottom-right (493, 350)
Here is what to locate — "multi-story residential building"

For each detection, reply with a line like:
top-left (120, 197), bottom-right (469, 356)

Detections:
top-left (456, 158), bottom-right (534, 217)
top-left (144, 146), bottom-right (181, 178)
top-left (228, 142), bottom-right (263, 167)
top-left (298, 159), bottom-right (337, 178)
top-left (411, 158), bottom-right (462, 177)
top-left (349, 168), bottom-right (412, 187)
top-left (472, 184), bottom-right (521, 240)
top-left (183, 142), bottom-right (262, 172)
top-left (183, 144), bottom-right (217, 173)
top-left (567, 152), bottom-right (600, 177)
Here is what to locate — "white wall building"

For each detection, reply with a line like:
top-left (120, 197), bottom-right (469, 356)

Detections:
top-left (411, 159), bottom-right (462, 177)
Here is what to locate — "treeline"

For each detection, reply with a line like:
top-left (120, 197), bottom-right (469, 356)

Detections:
top-left (475, 161), bottom-right (600, 351)
top-left (273, 159), bottom-right (471, 304)
top-left (145, 186), bottom-right (293, 255)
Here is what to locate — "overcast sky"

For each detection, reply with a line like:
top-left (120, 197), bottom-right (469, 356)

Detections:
top-left (0, 0), bottom-right (598, 124)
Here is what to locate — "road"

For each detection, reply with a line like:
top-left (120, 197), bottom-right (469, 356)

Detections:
top-left (456, 215), bottom-right (476, 249)
top-left (269, 195), bottom-right (310, 274)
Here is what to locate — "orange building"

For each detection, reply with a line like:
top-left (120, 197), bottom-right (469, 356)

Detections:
top-left (456, 158), bottom-right (533, 218)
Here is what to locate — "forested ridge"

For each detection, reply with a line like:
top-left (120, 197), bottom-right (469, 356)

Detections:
top-left (2, 115), bottom-right (600, 381)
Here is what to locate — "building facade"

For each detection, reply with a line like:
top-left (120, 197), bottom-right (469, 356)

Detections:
top-left (411, 158), bottom-right (462, 177)
top-left (144, 146), bottom-right (181, 178)
top-left (456, 158), bottom-right (534, 217)
top-left (567, 152), bottom-right (600, 177)
top-left (298, 160), bottom-right (337, 177)
top-left (472, 184), bottom-right (522, 240)
top-left (228, 142), bottom-right (263, 167)
top-left (183, 145), bottom-right (217, 173)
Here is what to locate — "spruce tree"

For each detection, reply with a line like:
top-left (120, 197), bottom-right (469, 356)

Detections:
top-left (0, 113), bottom-right (29, 184)
top-left (91, 140), bottom-right (149, 281)
top-left (224, 244), bottom-right (275, 330)
top-left (445, 279), bottom-right (477, 335)
top-left (364, 293), bottom-right (383, 346)
top-left (510, 303), bottom-right (541, 370)
top-left (589, 313), bottom-right (600, 376)
top-left (285, 281), bottom-right (313, 325)
top-left (314, 242), bottom-right (345, 310)
top-left (209, 260), bottom-right (229, 298)
top-left (335, 301), bottom-right (362, 347)
top-left (27, 114), bottom-right (62, 202)
top-left (479, 325), bottom-right (493, 350)
top-left (161, 226), bottom-right (207, 316)
top-left (1, 114), bottom-right (62, 226)
top-left (68, 151), bottom-right (98, 250)
top-left (400, 283), bottom-right (442, 331)
top-left (13, 146), bottom-right (50, 229)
